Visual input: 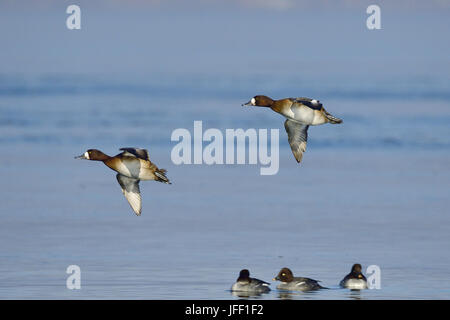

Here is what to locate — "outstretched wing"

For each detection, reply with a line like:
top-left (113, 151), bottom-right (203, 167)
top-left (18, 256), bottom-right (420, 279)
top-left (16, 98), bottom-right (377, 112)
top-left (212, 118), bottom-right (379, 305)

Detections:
top-left (116, 174), bottom-right (142, 215)
top-left (284, 119), bottom-right (309, 163)
top-left (119, 148), bottom-right (150, 161)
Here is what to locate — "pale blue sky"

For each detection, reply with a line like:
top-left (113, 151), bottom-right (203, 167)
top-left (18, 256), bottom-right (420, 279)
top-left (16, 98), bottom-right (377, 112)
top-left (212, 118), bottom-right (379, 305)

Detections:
top-left (0, 0), bottom-right (449, 81)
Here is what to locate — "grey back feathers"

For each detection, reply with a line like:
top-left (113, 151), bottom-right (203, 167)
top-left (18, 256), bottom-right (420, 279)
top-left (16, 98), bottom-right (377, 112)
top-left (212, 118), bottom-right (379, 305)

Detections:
top-left (277, 277), bottom-right (324, 291)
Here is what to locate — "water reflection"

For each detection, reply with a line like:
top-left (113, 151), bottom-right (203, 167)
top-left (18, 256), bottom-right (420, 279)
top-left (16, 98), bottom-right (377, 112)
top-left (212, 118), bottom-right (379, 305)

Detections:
top-left (276, 290), bottom-right (321, 300)
top-left (230, 290), bottom-right (268, 299)
top-left (346, 289), bottom-right (365, 300)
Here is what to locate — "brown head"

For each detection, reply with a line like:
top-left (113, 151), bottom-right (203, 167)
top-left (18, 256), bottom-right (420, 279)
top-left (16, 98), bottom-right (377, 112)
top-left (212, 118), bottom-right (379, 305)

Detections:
top-left (273, 267), bottom-right (294, 282)
top-left (75, 149), bottom-right (110, 161)
top-left (242, 95), bottom-right (274, 107)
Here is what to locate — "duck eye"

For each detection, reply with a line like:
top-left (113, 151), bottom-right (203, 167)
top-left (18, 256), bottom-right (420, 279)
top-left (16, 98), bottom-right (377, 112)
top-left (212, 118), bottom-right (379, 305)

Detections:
top-left (282, 273), bottom-right (285, 276)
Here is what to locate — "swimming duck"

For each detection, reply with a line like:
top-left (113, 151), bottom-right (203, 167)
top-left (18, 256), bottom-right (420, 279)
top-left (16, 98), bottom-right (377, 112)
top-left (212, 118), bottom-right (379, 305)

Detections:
top-left (273, 267), bottom-right (325, 291)
top-left (339, 264), bottom-right (368, 289)
top-left (243, 95), bottom-right (342, 163)
top-left (231, 269), bottom-right (270, 293)
top-left (75, 148), bottom-right (170, 216)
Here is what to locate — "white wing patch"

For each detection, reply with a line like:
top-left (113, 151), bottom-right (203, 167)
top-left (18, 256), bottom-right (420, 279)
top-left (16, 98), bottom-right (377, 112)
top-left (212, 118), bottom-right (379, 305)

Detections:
top-left (116, 174), bottom-right (142, 215)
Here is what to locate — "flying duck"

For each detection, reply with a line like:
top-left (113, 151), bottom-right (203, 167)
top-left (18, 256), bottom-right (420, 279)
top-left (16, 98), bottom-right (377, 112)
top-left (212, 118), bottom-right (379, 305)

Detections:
top-left (243, 95), bottom-right (342, 163)
top-left (75, 147), bottom-right (170, 215)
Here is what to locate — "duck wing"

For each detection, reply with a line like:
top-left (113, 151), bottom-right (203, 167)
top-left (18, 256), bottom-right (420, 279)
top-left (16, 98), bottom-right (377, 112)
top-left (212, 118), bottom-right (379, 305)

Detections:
top-left (295, 277), bottom-right (324, 289)
top-left (304, 277), bottom-right (326, 289)
top-left (119, 148), bottom-right (150, 161)
top-left (251, 278), bottom-right (270, 286)
top-left (116, 174), bottom-right (142, 216)
top-left (284, 119), bottom-right (309, 163)
top-left (290, 97), bottom-right (323, 110)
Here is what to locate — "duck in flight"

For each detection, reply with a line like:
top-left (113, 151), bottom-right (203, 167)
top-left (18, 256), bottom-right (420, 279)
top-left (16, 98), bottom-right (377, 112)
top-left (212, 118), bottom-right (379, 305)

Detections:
top-left (75, 148), bottom-right (171, 216)
top-left (243, 95), bottom-right (342, 163)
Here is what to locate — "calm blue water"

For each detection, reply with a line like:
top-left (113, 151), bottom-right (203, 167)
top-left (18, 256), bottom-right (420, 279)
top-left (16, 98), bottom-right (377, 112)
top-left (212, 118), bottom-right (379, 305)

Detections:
top-left (0, 74), bottom-right (449, 299)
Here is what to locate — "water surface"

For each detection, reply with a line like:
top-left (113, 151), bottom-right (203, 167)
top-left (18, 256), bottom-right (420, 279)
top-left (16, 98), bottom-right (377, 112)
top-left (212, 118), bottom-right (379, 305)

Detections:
top-left (0, 75), bottom-right (449, 299)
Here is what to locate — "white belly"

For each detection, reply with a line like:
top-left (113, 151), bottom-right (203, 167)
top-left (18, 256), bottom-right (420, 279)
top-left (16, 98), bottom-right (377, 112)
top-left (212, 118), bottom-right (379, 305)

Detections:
top-left (292, 106), bottom-right (314, 123)
top-left (231, 282), bottom-right (248, 292)
top-left (232, 281), bottom-right (269, 293)
top-left (283, 105), bottom-right (325, 125)
top-left (344, 279), bottom-right (368, 289)
top-left (277, 282), bottom-right (306, 291)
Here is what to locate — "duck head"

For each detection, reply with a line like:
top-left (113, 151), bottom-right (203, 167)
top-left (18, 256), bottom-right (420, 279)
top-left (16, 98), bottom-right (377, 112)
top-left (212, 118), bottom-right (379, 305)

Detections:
top-left (242, 95), bottom-right (274, 107)
top-left (237, 269), bottom-right (251, 283)
top-left (351, 263), bottom-right (365, 278)
top-left (75, 149), bottom-right (109, 161)
top-left (351, 264), bottom-right (362, 273)
top-left (273, 267), bottom-right (294, 282)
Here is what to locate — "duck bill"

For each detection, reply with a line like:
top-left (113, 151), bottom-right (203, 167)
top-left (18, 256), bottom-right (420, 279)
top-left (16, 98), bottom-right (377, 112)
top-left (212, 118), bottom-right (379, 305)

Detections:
top-left (242, 100), bottom-right (252, 106)
top-left (272, 277), bottom-right (279, 281)
top-left (75, 154), bottom-right (87, 160)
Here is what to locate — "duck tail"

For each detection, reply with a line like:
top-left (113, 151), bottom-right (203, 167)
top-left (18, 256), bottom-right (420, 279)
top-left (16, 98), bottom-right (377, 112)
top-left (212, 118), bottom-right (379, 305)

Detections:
top-left (155, 168), bottom-right (171, 184)
top-left (325, 111), bottom-right (343, 124)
